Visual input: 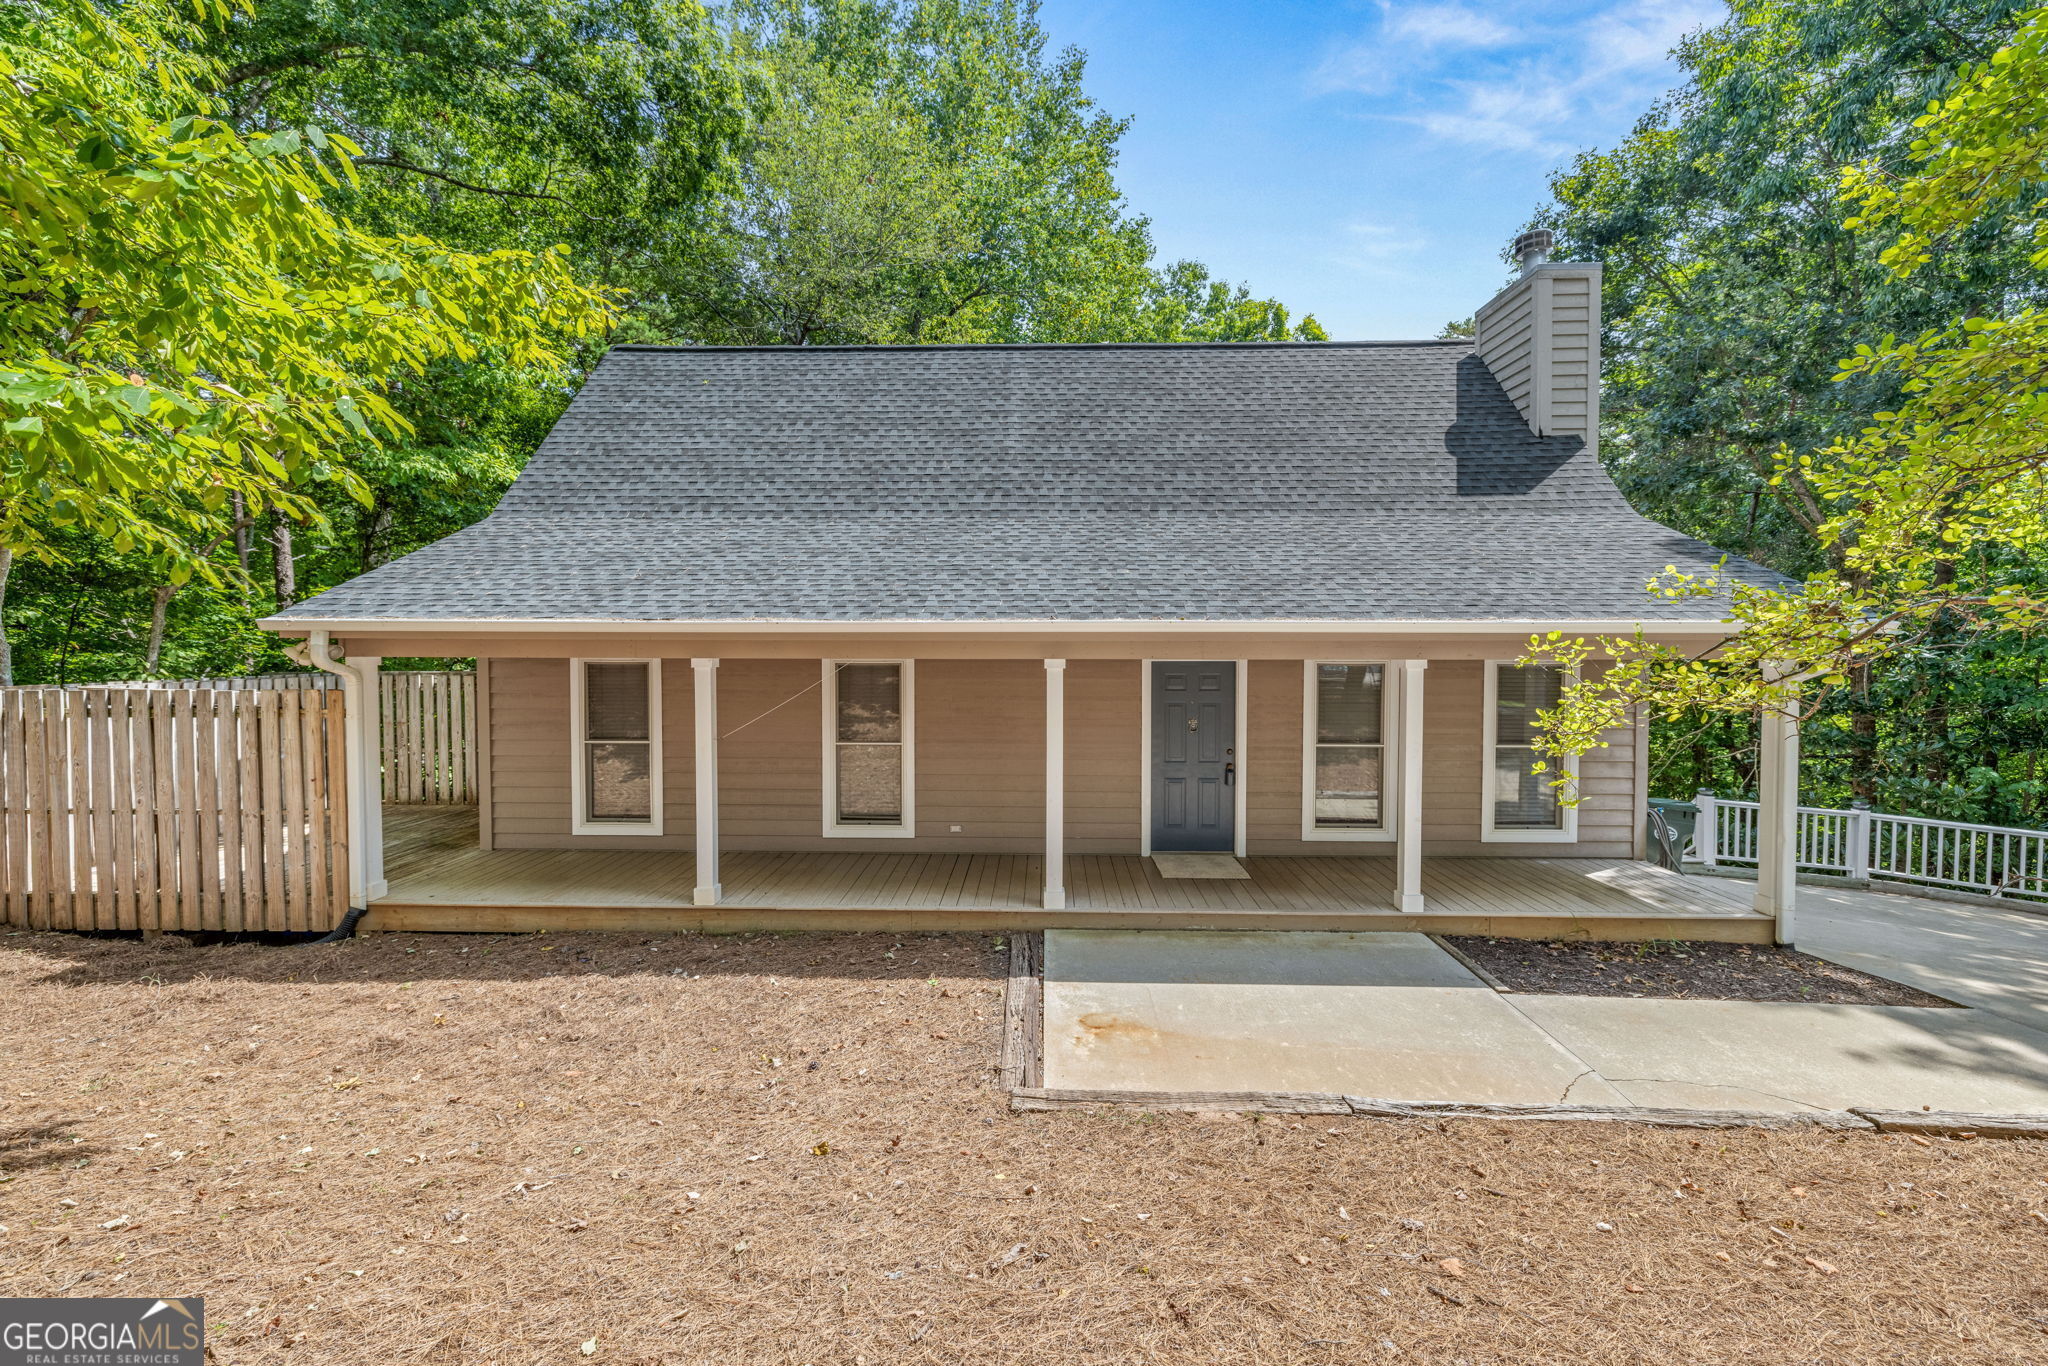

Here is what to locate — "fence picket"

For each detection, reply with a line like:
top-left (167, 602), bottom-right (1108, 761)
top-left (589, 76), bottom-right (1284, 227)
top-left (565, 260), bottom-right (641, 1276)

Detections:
top-left (280, 691), bottom-right (308, 932)
top-left (257, 694), bottom-right (286, 931)
top-left (87, 691), bottom-right (116, 930)
top-left (128, 693), bottom-right (156, 935)
top-left (215, 692), bottom-right (244, 934)
top-left (171, 693), bottom-right (201, 933)
top-left (149, 691), bottom-right (179, 935)
top-left (192, 692), bottom-right (222, 932)
top-left (236, 697), bottom-right (263, 930)
top-left (65, 691), bottom-right (91, 930)
top-left (0, 690), bottom-right (22, 925)
top-left (302, 694), bottom-right (331, 926)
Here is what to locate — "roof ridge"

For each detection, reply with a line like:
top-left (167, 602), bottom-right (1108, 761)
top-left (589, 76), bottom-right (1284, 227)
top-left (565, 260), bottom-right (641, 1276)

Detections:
top-left (606, 339), bottom-right (1472, 354)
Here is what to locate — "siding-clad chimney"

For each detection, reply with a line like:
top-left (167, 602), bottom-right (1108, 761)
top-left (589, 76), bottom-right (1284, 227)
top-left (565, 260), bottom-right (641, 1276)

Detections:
top-left (1473, 241), bottom-right (1601, 449)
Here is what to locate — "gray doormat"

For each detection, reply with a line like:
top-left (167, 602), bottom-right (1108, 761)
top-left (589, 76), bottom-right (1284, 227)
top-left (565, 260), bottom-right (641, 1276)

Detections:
top-left (1152, 853), bottom-right (1251, 879)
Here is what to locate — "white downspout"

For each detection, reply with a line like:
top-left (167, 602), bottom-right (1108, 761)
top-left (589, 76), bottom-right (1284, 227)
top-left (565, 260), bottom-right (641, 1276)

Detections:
top-left (307, 628), bottom-right (381, 909)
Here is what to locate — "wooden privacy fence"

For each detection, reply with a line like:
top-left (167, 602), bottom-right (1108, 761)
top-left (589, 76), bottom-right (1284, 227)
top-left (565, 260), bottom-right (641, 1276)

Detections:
top-left (94, 672), bottom-right (342, 692)
top-left (0, 687), bottom-right (348, 933)
top-left (378, 670), bottom-right (475, 804)
top-left (51, 668), bottom-right (475, 804)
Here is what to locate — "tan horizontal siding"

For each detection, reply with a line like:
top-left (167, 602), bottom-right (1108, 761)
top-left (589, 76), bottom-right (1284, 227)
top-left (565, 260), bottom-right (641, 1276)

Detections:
top-left (487, 657), bottom-right (696, 850)
top-left (485, 653), bottom-right (1640, 859)
top-left (1248, 658), bottom-right (1638, 858)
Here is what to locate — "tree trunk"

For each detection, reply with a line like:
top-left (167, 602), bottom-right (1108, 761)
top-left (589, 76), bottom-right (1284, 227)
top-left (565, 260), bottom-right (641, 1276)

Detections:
top-left (0, 546), bottom-right (13, 687)
top-left (1839, 564), bottom-right (1879, 802)
top-left (1732, 712), bottom-right (1760, 798)
top-left (231, 492), bottom-right (252, 575)
top-left (359, 500), bottom-right (395, 572)
top-left (270, 515), bottom-right (296, 610)
top-left (144, 583), bottom-right (177, 674)
top-left (1849, 662), bottom-right (1878, 803)
top-left (1922, 560), bottom-right (1957, 788)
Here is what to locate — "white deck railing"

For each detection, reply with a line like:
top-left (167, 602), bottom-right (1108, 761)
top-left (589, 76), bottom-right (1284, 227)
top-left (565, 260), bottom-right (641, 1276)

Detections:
top-left (1695, 794), bottom-right (2048, 903)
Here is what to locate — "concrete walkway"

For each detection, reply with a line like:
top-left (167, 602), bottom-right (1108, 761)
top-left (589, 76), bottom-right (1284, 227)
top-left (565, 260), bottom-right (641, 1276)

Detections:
top-left (1790, 881), bottom-right (2048, 1035)
top-left (1042, 920), bottom-right (2048, 1114)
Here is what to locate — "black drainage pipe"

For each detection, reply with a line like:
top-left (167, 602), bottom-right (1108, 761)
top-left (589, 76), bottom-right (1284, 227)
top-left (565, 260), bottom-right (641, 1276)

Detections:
top-left (312, 907), bottom-right (368, 944)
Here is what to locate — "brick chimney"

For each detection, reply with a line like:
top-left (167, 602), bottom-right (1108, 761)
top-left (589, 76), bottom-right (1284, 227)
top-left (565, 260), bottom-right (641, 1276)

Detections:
top-left (1473, 230), bottom-right (1601, 448)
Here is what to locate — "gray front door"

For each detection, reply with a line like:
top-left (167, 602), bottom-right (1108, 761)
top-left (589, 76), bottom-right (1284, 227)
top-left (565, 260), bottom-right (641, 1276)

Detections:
top-left (1150, 661), bottom-right (1236, 852)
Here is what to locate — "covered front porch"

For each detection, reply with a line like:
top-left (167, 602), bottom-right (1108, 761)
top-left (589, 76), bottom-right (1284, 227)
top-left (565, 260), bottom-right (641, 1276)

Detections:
top-left (368, 804), bottom-right (1774, 940)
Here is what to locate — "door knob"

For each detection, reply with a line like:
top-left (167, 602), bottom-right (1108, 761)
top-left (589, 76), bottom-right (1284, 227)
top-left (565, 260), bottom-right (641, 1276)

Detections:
top-left (1224, 762), bottom-right (1235, 786)
top-left (1187, 718), bottom-right (1198, 731)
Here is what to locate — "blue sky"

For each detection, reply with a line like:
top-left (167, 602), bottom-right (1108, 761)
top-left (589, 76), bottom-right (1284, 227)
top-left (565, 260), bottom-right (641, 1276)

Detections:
top-left (1032, 0), bottom-right (1724, 339)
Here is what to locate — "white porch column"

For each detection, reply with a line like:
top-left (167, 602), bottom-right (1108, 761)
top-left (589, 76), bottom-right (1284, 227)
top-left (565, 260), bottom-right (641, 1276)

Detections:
top-left (1044, 659), bottom-right (1067, 910)
top-left (692, 658), bottom-right (721, 906)
top-left (1753, 672), bottom-right (1801, 943)
top-left (354, 656), bottom-right (387, 900)
top-left (1395, 658), bottom-right (1428, 914)
top-left (336, 670), bottom-right (371, 905)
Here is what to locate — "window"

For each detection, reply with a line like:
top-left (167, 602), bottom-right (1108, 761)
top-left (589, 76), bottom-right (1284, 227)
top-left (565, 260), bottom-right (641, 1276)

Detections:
top-left (824, 660), bottom-right (914, 836)
top-left (1483, 661), bottom-right (1577, 841)
top-left (1302, 662), bottom-right (1393, 840)
top-left (572, 659), bottom-right (661, 834)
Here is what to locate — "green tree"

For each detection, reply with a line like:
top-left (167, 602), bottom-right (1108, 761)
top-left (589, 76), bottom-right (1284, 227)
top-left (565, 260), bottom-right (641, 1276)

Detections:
top-left (650, 56), bottom-right (976, 344)
top-left (686, 0), bottom-right (1322, 345)
top-left (194, 0), bottom-right (753, 271)
top-left (3, 0), bottom-right (1325, 684)
top-left (0, 0), bottom-right (612, 682)
top-left (1520, 0), bottom-right (2048, 819)
top-left (1530, 5), bottom-right (2048, 823)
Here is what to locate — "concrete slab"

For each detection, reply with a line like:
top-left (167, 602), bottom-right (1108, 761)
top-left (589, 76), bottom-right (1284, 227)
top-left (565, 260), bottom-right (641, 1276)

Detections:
top-left (1041, 930), bottom-right (1627, 1104)
top-left (1792, 883), bottom-right (2048, 1036)
top-left (1514, 995), bottom-right (2048, 1115)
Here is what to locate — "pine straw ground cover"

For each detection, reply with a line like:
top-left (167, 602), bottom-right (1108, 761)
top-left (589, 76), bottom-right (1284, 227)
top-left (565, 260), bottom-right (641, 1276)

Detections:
top-left (1, 931), bottom-right (2046, 1366)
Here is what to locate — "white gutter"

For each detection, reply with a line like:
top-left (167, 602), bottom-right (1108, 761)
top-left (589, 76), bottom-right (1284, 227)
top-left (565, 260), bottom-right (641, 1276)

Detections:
top-left (262, 616), bottom-right (1740, 636)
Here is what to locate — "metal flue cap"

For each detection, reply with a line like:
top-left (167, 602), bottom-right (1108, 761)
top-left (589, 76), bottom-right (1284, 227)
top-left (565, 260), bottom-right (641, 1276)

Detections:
top-left (1514, 228), bottom-right (1554, 272)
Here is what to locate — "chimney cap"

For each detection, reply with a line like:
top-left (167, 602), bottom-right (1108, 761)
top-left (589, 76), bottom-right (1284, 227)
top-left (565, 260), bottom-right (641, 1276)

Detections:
top-left (1514, 229), bottom-right (1554, 272)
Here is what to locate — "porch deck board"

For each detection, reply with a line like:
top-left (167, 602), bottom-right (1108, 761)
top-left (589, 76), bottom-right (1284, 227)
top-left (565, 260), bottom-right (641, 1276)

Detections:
top-left (378, 805), bottom-right (1766, 935)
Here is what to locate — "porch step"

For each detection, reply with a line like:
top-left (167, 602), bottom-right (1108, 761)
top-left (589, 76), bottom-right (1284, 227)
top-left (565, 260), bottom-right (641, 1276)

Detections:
top-left (362, 900), bottom-right (1774, 942)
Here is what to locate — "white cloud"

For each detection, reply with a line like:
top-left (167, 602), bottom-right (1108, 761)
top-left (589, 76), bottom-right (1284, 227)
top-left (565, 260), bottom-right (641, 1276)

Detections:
top-left (1326, 216), bottom-right (1428, 278)
top-left (1384, 4), bottom-right (1517, 49)
top-left (1585, 0), bottom-right (1721, 73)
top-left (1313, 2), bottom-right (1517, 95)
top-left (1311, 43), bottom-right (1397, 96)
top-left (1313, 0), bottom-right (1723, 157)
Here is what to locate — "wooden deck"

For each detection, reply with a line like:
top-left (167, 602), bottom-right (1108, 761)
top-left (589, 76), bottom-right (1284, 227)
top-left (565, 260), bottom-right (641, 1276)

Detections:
top-left (371, 805), bottom-right (1773, 940)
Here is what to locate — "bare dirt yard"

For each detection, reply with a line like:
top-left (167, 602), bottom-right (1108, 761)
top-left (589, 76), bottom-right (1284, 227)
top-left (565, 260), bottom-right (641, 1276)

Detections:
top-left (2, 928), bottom-right (2045, 1365)
top-left (1443, 936), bottom-right (1959, 1007)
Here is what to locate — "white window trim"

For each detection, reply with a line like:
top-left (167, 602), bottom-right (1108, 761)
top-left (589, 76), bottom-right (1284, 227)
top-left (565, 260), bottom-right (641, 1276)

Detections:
top-left (569, 657), bottom-right (663, 837)
top-left (1481, 659), bottom-right (1579, 843)
top-left (1300, 660), bottom-right (1397, 842)
top-left (822, 659), bottom-right (916, 838)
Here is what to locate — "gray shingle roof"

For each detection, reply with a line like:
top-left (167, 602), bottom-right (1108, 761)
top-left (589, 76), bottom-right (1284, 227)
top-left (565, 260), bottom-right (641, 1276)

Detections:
top-left (272, 341), bottom-right (1782, 624)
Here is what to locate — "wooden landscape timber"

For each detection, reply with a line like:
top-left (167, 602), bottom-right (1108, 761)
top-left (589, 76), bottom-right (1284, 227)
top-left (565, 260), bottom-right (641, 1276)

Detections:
top-left (1006, 1089), bottom-right (2048, 1136)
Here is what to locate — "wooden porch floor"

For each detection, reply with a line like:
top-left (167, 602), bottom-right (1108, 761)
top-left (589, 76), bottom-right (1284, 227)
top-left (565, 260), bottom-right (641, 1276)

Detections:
top-left (374, 806), bottom-right (1772, 940)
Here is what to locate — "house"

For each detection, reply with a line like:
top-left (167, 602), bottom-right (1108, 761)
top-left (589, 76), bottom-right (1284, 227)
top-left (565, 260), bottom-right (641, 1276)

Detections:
top-left (264, 240), bottom-right (1805, 942)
